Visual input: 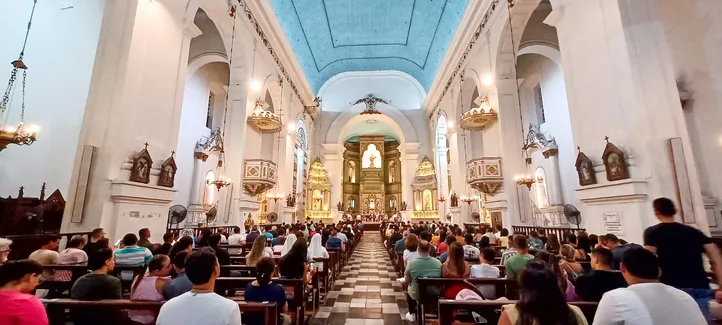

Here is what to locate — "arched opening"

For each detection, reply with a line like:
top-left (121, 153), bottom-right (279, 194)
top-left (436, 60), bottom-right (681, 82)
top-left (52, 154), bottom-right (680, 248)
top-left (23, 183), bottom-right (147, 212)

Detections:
top-left (203, 171), bottom-right (216, 208)
top-left (347, 161), bottom-right (356, 183)
top-left (534, 167), bottom-right (550, 209)
top-left (362, 144), bottom-right (382, 169)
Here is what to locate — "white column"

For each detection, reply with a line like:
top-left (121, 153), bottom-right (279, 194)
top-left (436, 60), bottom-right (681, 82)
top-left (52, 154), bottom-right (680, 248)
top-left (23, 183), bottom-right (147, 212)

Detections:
top-left (187, 153), bottom-right (207, 219)
top-left (545, 152), bottom-right (564, 206)
top-left (400, 143), bottom-right (420, 220)
top-left (547, 0), bottom-right (708, 241)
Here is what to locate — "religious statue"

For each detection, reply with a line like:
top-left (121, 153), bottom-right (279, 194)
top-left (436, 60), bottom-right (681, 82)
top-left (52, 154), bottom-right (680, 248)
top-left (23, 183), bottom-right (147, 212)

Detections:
top-left (337, 201), bottom-right (343, 211)
top-left (450, 193), bottom-right (459, 207)
top-left (401, 201), bottom-right (407, 211)
top-left (369, 155), bottom-right (376, 168)
top-left (286, 193), bottom-right (296, 207)
top-left (352, 93), bottom-right (389, 115)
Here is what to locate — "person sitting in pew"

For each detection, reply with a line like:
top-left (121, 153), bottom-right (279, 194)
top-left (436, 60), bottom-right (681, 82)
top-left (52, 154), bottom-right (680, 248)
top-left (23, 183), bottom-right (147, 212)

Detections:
top-left (326, 230), bottom-right (345, 252)
top-left (395, 230), bottom-right (409, 254)
top-left (403, 234), bottom-right (421, 267)
top-left (55, 235), bottom-right (88, 281)
top-left (593, 247), bottom-right (706, 325)
top-left (168, 236), bottom-right (194, 262)
top-left (0, 237), bottom-right (11, 264)
top-left (163, 251), bottom-right (192, 300)
top-left (559, 244), bottom-right (584, 281)
top-left (575, 247), bottom-right (626, 302)
top-left (439, 234), bottom-right (457, 263)
top-left (470, 248), bottom-right (500, 299)
top-left (247, 235), bottom-right (274, 267)
top-left (71, 248), bottom-right (122, 300)
top-left (129, 254), bottom-right (172, 324)
top-left (463, 234), bottom-right (481, 259)
top-left (244, 257), bottom-right (288, 325)
top-left (307, 234), bottom-right (329, 272)
top-left (273, 236), bottom-right (286, 254)
top-left (154, 233), bottom-right (174, 256)
top-left (227, 226), bottom-right (245, 255)
top-left (499, 260), bottom-right (588, 325)
top-left (535, 251), bottom-right (576, 301)
top-left (500, 232), bottom-right (518, 264)
top-left (0, 260), bottom-right (48, 325)
top-left (498, 228), bottom-right (510, 248)
top-left (209, 234), bottom-right (231, 267)
top-left (157, 248), bottom-right (241, 325)
top-left (273, 227), bottom-right (286, 247)
top-left (420, 231), bottom-right (437, 257)
top-left (114, 233), bottom-right (152, 267)
top-left (277, 238), bottom-right (316, 285)
top-left (505, 235), bottom-right (534, 280)
top-left (281, 233), bottom-right (299, 256)
top-left (404, 240), bottom-right (442, 322)
top-left (29, 235), bottom-right (60, 283)
top-left (442, 242), bottom-right (471, 299)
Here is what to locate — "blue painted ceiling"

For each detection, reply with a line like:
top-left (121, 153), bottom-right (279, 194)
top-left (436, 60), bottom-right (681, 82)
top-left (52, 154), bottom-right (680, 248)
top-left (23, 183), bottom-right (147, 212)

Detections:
top-left (269, 0), bottom-right (469, 93)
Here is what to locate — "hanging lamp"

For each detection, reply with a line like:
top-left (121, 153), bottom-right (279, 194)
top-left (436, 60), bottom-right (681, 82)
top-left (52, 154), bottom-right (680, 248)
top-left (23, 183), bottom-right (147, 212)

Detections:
top-left (460, 36), bottom-right (498, 132)
top-left (0, 0), bottom-right (40, 153)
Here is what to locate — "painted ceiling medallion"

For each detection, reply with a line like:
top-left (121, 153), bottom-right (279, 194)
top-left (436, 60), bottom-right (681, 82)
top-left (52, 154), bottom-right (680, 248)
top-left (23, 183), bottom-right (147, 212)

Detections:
top-left (269, 0), bottom-right (469, 91)
top-left (248, 99), bottom-right (282, 134)
top-left (460, 95), bottom-right (498, 131)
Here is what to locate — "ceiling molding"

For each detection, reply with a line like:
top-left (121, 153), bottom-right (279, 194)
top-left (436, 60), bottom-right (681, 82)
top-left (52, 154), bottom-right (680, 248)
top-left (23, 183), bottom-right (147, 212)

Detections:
top-left (423, 0), bottom-right (512, 117)
top-left (238, 0), bottom-right (315, 105)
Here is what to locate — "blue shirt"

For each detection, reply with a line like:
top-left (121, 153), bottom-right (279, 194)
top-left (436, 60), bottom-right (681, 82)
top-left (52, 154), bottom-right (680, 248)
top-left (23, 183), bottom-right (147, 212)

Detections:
top-left (162, 272), bottom-right (193, 300)
top-left (114, 245), bottom-right (152, 266)
top-left (326, 237), bottom-right (342, 249)
top-left (263, 232), bottom-right (273, 240)
top-left (244, 282), bottom-right (286, 325)
top-left (272, 236), bottom-right (283, 246)
top-left (439, 251), bottom-right (448, 263)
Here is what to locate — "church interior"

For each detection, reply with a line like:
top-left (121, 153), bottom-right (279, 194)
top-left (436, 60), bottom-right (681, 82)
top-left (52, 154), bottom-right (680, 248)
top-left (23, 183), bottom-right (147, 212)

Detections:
top-left (1, 0), bottom-right (722, 324)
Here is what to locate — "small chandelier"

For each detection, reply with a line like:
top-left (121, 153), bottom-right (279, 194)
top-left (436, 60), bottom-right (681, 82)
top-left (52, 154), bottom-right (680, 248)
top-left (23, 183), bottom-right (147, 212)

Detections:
top-left (460, 95), bottom-right (498, 131)
top-left (248, 99), bottom-right (282, 134)
top-left (0, 1), bottom-right (40, 153)
top-left (514, 174), bottom-right (537, 189)
top-left (208, 151), bottom-right (231, 190)
top-left (437, 194), bottom-right (446, 202)
top-left (460, 194), bottom-right (478, 205)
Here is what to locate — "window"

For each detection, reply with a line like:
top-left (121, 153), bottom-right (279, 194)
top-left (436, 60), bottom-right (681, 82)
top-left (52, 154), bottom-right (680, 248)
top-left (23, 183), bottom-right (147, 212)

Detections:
top-left (206, 92), bottom-right (215, 129)
top-left (534, 84), bottom-right (545, 124)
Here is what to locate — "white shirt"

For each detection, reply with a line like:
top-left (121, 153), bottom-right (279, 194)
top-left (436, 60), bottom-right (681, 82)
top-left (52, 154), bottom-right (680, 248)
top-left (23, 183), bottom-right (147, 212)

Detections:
top-left (156, 291), bottom-right (241, 325)
top-left (337, 232), bottom-right (348, 243)
top-left (593, 282), bottom-right (706, 325)
top-left (470, 263), bottom-right (501, 299)
top-left (227, 233), bottom-right (244, 255)
top-left (403, 250), bottom-right (419, 263)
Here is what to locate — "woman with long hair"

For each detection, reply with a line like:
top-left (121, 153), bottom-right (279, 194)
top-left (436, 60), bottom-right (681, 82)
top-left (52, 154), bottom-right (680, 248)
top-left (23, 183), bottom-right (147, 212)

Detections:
top-left (559, 244), bottom-right (583, 279)
top-left (168, 236), bottom-right (194, 262)
top-left (545, 233), bottom-right (561, 252)
top-left (442, 242), bottom-right (471, 299)
top-left (130, 255), bottom-right (172, 324)
top-left (535, 251), bottom-right (575, 301)
top-left (0, 260), bottom-right (47, 325)
top-left (574, 236), bottom-right (592, 262)
top-left (278, 238), bottom-right (316, 285)
top-left (280, 234), bottom-right (297, 256)
top-left (246, 235), bottom-right (273, 267)
top-left (244, 257), bottom-right (288, 325)
top-left (498, 260), bottom-right (588, 325)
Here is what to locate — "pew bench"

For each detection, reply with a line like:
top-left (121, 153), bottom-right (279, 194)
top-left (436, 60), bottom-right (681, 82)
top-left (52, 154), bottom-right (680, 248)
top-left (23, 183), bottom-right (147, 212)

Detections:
top-left (437, 299), bottom-right (598, 325)
top-left (44, 299), bottom-right (278, 325)
top-left (215, 277), bottom-right (314, 325)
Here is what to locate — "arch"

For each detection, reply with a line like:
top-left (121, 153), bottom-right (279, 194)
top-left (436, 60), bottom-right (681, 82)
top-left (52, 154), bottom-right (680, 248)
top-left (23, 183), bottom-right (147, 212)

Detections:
top-left (296, 119), bottom-right (308, 151)
top-left (518, 44), bottom-right (562, 67)
top-left (492, 1), bottom-right (540, 79)
top-left (317, 71), bottom-right (427, 111)
top-left (326, 103), bottom-right (417, 144)
top-left (183, 1), bottom-right (233, 54)
top-left (187, 53), bottom-right (228, 77)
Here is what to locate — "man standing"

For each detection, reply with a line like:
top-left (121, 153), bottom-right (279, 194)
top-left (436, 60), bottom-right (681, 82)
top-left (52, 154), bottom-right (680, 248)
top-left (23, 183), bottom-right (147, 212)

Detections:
top-left (137, 228), bottom-right (153, 251)
top-left (575, 247), bottom-right (627, 301)
top-left (157, 248), bottom-right (241, 325)
top-left (404, 241), bottom-right (441, 322)
top-left (593, 247), bottom-right (706, 325)
top-left (599, 233), bottom-right (641, 270)
top-left (504, 235), bottom-right (533, 279)
top-left (644, 197), bottom-right (722, 320)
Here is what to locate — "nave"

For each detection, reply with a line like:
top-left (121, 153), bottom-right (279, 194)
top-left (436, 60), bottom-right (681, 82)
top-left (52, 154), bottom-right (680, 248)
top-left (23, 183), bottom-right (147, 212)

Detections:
top-left (312, 233), bottom-right (410, 325)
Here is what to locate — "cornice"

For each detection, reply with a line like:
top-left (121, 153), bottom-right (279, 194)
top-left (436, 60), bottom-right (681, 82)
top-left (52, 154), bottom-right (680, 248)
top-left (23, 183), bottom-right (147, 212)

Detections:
top-left (423, 0), bottom-right (511, 117)
top-left (236, 0), bottom-right (315, 106)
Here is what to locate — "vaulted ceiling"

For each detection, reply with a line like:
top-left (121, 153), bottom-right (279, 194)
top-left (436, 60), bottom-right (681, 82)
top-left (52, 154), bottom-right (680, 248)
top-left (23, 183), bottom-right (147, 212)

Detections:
top-left (269, 0), bottom-right (469, 93)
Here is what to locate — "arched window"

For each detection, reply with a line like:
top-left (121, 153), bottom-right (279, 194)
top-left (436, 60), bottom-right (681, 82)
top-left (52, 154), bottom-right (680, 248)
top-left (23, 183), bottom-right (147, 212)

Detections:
top-left (362, 144), bottom-right (381, 168)
top-left (534, 167), bottom-right (550, 209)
top-left (388, 161), bottom-right (396, 183)
top-left (347, 161), bottom-right (356, 183)
top-left (312, 189), bottom-right (323, 211)
top-left (203, 171), bottom-right (216, 207)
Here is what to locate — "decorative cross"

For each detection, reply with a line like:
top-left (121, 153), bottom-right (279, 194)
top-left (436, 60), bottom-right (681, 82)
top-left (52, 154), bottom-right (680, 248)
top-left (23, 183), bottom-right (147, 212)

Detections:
top-left (144, 142), bottom-right (149, 150)
top-left (604, 136), bottom-right (610, 144)
top-left (171, 150), bottom-right (176, 157)
top-left (577, 146), bottom-right (581, 153)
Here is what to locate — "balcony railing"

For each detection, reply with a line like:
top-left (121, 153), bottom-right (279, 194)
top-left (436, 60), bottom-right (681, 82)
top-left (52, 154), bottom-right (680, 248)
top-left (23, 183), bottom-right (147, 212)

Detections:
top-left (467, 157), bottom-right (504, 196)
top-left (243, 159), bottom-right (277, 197)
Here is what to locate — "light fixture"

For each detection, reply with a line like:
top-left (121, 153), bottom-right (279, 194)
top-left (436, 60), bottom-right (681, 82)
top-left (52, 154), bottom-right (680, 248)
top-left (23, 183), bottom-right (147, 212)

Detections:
top-left (437, 194), bottom-right (446, 202)
top-left (208, 150), bottom-right (231, 190)
top-left (267, 192), bottom-right (284, 203)
top-left (514, 174), bottom-right (536, 189)
top-left (248, 99), bottom-right (282, 134)
top-left (0, 0), bottom-right (40, 153)
top-left (482, 74), bottom-right (494, 86)
top-left (447, 120), bottom-right (454, 129)
top-left (288, 122), bottom-right (296, 132)
top-left (461, 194), bottom-right (478, 205)
top-left (460, 95), bottom-right (498, 131)
top-left (249, 80), bottom-right (262, 92)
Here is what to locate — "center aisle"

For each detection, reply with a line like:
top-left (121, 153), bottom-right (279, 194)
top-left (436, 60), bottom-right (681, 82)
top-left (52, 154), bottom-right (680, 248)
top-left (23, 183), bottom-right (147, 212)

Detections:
top-left (311, 233), bottom-right (411, 325)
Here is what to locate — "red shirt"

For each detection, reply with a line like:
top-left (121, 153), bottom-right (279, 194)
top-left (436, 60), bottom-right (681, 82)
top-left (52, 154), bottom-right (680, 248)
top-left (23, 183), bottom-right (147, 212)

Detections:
top-left (0, 290), bottom-right (49, 325)
top-left (437, 242), bottom-right (448, 254)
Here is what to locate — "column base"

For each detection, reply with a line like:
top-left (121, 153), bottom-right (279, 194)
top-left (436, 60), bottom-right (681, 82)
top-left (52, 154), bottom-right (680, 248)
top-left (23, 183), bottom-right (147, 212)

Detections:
top-left (576, 179), bottom-right (650, 243)
top-left (109, 180), bottom-right (176, 243)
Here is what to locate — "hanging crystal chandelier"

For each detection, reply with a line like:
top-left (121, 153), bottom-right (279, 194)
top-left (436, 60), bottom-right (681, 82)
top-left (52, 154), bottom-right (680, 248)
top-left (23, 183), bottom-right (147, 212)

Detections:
top-left (514, 174), bottom-right (537, 189)
top-left (0, 0), bottom-right (40, 153)
top-left (460, 95), bottom-right (498, 131)
top-left (208, 151), bottom-right (232, 190)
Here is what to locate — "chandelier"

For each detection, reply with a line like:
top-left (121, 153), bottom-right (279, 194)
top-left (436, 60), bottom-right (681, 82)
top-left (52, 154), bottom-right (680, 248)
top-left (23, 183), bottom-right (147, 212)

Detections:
top-left (248, 99), bottom-right (282, 134)
top-left (0, 0), bottom-right (40, 153)
top-left (460, 95), bottom-right (498, 131)
top-left (461, 194), bottom-right (478, 205)
top-left (514, 174), bottom-right (539, 189)
top-left (208, 151), bottom-right (231, 190)
top-left (267, 192), bottom-right (284, 203)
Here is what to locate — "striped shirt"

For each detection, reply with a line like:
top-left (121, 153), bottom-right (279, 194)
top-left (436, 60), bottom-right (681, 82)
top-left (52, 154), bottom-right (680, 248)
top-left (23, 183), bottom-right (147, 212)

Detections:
top-left (114, 246), bottom-right (152, 266)
top-left (500, 247), bottom-right (518, 265)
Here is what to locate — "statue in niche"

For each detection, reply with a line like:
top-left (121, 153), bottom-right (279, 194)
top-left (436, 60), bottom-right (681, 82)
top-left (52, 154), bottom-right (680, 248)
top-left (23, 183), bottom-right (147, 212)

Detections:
top-left (389, 163), bottom-right (396, 183)
top-left (369, 155), bottom-right (376, 168)
top-left (423, 190), bottom-right (433, 211)
top-left (450, 193), bottom-right (459, 207)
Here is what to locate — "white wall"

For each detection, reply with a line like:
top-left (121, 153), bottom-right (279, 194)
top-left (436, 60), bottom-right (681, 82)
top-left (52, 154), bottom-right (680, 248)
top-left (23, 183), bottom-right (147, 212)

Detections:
top-left (0, 0), bottom-right (105, 197)
top-left (318, 71), bottom-right (427, 111)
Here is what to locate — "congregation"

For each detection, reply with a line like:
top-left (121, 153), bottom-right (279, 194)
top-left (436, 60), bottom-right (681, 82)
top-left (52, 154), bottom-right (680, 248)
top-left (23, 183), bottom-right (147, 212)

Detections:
top-left (0, 197), bottom-right (719, 324)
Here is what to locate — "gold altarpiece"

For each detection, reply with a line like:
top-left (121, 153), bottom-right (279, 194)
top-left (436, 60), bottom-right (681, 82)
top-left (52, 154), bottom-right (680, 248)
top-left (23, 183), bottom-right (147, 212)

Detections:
top-left (412, 156), bottom-right (438, 220)
top-left (342, 136), bottom-right (401, 216)
top-left (306, 158), bottom-right (332, 220)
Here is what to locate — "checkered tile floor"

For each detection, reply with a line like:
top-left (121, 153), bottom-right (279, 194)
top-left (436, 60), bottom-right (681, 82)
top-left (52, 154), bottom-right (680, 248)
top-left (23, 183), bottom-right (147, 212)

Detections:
top-left (310, 233), bottom-right (412, 325)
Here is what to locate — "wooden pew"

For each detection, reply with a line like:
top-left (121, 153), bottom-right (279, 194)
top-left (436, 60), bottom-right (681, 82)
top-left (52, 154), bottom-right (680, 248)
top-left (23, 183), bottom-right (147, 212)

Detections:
top-left (44, 299), bottom-right (278, 325)
top-left (416, 278), bottom-right (518, 325)
top-left (312, 257), bottom-right (331, 293)
top-left (215, 277), bottom-right (308, 325)
top-left (437, 299), bottom-right (598, 325)
top-left (37, 265), bottom-right (146, 297)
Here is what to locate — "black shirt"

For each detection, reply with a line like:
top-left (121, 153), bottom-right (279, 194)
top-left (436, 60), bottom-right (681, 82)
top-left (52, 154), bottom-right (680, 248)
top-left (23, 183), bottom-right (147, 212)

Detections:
top-left (575, 270), bottom-right (627, 301)
top-left (389, 232), bottom-right (403, 248)
top-left (644, 222), bottom-right (711, 288)
top-left (214, 246), bottom-right (232, 266)
top-left (610, 243), bottom-right (642, 270)
top-left (154, 243), bottom-right (172, 256)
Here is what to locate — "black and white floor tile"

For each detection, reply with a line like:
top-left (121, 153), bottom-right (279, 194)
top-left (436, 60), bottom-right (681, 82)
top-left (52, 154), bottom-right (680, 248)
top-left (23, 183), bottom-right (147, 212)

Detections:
top-left (310, 233), bottom-right (413, 325)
